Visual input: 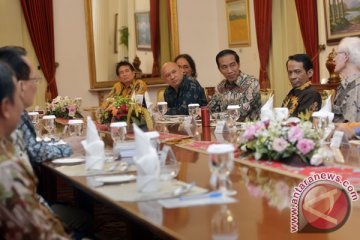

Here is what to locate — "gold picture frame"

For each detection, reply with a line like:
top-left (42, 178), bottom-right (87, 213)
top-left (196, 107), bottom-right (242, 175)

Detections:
top-left (324, 0), bottom-right (360, 45)
top-left (135, 12), bottom-right (151, 50)
top-left (226, 0), bottom-right (251, 47)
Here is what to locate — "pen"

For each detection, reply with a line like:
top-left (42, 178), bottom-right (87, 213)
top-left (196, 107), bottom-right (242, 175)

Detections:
top-left (179, 191), bottom-right (223, 201)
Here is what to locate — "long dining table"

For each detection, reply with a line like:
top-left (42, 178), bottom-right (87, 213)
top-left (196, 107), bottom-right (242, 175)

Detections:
top-left (41, 122), bottom-right (360, 240)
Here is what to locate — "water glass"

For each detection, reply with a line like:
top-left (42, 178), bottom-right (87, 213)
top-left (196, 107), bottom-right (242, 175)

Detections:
top-left (207, 144), bottom-right (236, 196)
top-left (28, 111), bottom-right (39, 125)
top-left (68, 119), bottom-right (84, 136)
top-left (110, 122), bottom-right (127, 143)
top-left (188, 103), bottom-right (200, 119)
top-left (157, 102), bottom-right (168, 120)
top-left (312, 116), bottom-right (329, 140)
top-left (274, 107), bottom-right (289, 122)
top-left (227, 105), bottom-right (240, 127)
top-left (42, 115), bottom-right (56, 138)
top-left (145, 131), bottom-right (160, 153)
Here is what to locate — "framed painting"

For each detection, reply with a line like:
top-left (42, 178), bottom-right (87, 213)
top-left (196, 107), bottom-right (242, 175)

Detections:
top-left (324, 0), bottom-right (360, 45)
top-left (225, 0), bottom-right (251, 47)
top-left (135, 12), bottom-right (151, 50)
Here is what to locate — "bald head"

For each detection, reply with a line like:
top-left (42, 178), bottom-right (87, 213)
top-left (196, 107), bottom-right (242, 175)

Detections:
top-left (161, 62), bottom-right (184, 90)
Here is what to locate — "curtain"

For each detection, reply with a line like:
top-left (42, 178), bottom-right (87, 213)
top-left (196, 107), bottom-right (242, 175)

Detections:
top-left (20, 0), bottom-right (57, 100)
top-left (254, 0), bottom-right (272, 89)
top-left (150, 0), bottom-right (160, 76)
top-left (294, 0), bottom-right (320, 84)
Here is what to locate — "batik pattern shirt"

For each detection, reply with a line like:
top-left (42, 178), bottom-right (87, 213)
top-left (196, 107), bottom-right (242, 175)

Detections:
top-left (18, 112), bottom-right (72, 164)
top-left (333, 76), bottom-right (360, 122)
top-left (208, 72), bottom-right (261, 121)
top-left (164, 76), bottom-right (208, 115)
top-left (282, 81), bottom-right (322, 120)
top-left (0, 138), bottom-right (69, 239)
top-left (107, 79), bottom-right (147, 99)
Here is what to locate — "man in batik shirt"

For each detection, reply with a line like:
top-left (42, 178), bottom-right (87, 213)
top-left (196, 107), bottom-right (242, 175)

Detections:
top-left (0, 62), bottom-right (69, 239)
top-left (282, 54), bottom-right (321, 120)
top-left (162, 62), bottom-right (207, 115)
top-left (106, 61), bottom-right (147, 99)
top-left (208, 49), bottom-right (261, 121)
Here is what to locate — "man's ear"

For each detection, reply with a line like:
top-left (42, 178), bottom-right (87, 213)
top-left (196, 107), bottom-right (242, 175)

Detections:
top-left (307, 69), bottom-right (314, 79)
top-left (0, 98), bottom-right (12, 119)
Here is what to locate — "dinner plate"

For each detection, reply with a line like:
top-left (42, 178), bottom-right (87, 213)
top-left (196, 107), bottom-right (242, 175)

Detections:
top-left (52, 158), bottom-right (85, 165)
top-left (95, 175), bottom-right (136, 184)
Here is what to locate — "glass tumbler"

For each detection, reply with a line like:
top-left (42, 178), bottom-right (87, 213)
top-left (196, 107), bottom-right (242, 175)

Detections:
top-left (68, 119), bottom-right (84, 136)
top-left (207, 144), bottom-right (236, 196)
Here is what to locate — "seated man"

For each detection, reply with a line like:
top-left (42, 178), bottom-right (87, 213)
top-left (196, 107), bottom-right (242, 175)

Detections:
top-left (208, 49), bottom-right (261, 121)
top-left (161, 62), bottom-right (207, 115)
top-left (106, 61), bottom-right (147, 99)
top-left (282, 54), bottom-right (321, 120)
top-left (0, 62), bottom-right (69, 238)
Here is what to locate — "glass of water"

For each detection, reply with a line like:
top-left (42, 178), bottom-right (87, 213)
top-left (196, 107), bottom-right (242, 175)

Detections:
top-left (67, 119), bottom-right (84, 136)
top-left (110, 122), bottom-right (127, 144)
top-left (207, 144), bottom-right (236, 196)
top-left (157, 102), bottom-right (168, 121)
top-left (42, 115), bottom-right (56, 139)
top-left (227, 105), bottom-right (240, 127)
top-left (188, 103), bottom-right (200, 119)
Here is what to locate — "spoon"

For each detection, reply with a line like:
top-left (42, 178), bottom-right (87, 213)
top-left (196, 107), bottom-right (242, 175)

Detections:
top-left (173, 181), bottom-right (196, 197)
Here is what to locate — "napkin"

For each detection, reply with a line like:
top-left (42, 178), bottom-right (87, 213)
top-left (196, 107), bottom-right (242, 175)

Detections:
top-left (260, 96), bottom-right (274, 121)
top-left (133, 124), bottom-right (160, 192)
top-left (312, 95), bottom-right (334, 122)
top-left (81, 116), bottom-right (105, 170)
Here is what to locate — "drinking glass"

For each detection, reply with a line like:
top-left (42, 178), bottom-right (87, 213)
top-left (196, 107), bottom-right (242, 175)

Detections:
top-left (207, 144), bottom-right (236, 196)
top-left (145, 131), bottom-right (160, 153)
top-left (227, 105), bottom-right (240, 127)
top-left (157, 102), bottom-right (168, 121)
top-left (211, 205), bottom-right (238, 240)
top-left (110, 122), bottom-right (127, 144)
top-left (42, 115), bottom-right (56, 139)
top-left (312, 116), bottom-right (329, 141)
top-left (28, 111), bottom-right (39, 125)
top-left (188, 103), bottom-right (200, 119)
top-left (67, 119), bottom-right (84, 136)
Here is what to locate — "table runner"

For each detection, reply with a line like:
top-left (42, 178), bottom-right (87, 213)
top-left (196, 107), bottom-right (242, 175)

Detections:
top-left (176, 140), bottom-right (360, 190)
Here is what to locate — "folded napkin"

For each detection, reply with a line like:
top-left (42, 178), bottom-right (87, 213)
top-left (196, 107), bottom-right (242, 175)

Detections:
top-left (81, 116), bottom-right (105, 170)
top-left (312, 95), bottom-right (334, 122)
top-left (260, 96), bottom-right (274, 121)
top-left (133, 124), bottom-right (160, 192)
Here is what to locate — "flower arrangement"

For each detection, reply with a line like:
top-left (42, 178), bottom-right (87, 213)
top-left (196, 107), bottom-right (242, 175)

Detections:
top-left (239, 120), bottom-right (322, 165)
top-left (98, 95), bottom-right (153, 130)
top-left (46, 96), bottom-right (82, 119)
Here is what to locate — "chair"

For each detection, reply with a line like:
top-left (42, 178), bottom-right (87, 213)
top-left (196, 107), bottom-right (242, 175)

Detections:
top-left (156, 87), bottom-right (167, 102)
top-left (260, 89), bottom-right (274, 106)
top-left (204, 87), bottom-right (215, 102)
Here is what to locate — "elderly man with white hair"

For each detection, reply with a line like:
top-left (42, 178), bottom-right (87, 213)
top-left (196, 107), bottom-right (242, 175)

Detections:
top-left (333, 37), bottom-right (360, 122)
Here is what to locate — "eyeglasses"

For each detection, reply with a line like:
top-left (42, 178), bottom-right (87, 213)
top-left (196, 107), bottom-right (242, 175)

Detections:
top-left (335, 51), bottom-right (347, 56)
top-left (29, 77), bottom-right (42, 84)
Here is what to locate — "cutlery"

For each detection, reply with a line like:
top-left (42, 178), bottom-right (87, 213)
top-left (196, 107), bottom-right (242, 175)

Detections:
top-left (173, 181), bottom-right (195, 196)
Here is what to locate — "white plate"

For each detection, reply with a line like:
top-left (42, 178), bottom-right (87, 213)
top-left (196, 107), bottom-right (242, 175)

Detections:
top-left (52, 158), bottom-right (85, 165)
top-left (95, 175), bottom-right (136, 184)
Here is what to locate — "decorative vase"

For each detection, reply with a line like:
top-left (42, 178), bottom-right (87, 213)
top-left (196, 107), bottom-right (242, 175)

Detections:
top-left (326, 48), bottom-right (341, 84)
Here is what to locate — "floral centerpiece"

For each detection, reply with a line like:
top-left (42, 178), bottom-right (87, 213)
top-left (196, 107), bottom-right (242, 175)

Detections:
top-left (98, 95), bottom-right (153, 130)
top-left (46, 96), bottom-right (82, 119)
top-left (239, 120), bottom-right (322, 166)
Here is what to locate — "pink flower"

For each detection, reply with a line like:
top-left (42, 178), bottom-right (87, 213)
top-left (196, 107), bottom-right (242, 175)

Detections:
top-left (272, 138), bottom-right (288, 153)
top-left (242, 123), bottom-right (264, 141)
top-left (296, 139), bottom-right (315, 155)
top-left (68, 105), bottom-right (76, 117)
top-left (288, 126), bottom-right (303, 143)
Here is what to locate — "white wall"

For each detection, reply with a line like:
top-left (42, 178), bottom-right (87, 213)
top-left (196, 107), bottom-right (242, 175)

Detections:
top-left (177, 0), bottom-right (260, 88)
top-left (53, 0), bottom-right (99, 108)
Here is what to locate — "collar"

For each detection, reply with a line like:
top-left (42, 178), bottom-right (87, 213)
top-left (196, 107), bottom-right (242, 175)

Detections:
top-left (294, 81), bottom-right (311, 91)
